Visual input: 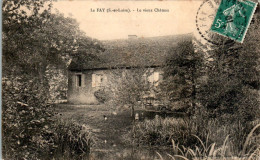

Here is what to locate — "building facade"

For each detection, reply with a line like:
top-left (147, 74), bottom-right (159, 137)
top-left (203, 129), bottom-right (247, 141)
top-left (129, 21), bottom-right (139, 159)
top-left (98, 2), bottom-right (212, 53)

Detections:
top-left (67, 34), bottom-right (192, 104)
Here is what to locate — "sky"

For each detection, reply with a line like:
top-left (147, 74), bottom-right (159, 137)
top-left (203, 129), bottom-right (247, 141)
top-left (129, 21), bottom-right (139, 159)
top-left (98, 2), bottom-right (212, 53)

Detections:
top-left (53, 0), bottom-right (202, 40)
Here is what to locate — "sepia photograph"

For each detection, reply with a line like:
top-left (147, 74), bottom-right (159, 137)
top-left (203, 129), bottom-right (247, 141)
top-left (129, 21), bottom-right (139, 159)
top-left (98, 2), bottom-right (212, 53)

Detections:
top-left (2, 0), bottom-right (260, 159)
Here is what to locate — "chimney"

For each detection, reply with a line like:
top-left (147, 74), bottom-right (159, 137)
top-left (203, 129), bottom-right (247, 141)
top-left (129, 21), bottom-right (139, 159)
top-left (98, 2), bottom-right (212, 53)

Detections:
top-left (128, 35), bottom-right (138, 39)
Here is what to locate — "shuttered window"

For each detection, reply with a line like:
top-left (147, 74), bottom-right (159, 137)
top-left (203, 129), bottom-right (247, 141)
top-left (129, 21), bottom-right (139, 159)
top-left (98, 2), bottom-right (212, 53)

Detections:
top-left (147, 71), bottom-right (161, 86)
top-left (148, 72), bottom-right (160, 82)
top-left (92, 73), bottom-right (106, 87)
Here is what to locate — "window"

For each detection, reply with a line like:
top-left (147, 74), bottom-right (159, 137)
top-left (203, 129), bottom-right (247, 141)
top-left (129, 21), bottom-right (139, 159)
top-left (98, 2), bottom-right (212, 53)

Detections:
top-left (92, 74), bottom-right (106, 87)
top-left (76, 75), bottom-right (82, 87)
top-left (76, 74), bottom-right (83, 87)
top-left (148, 72), bottom-right (160, 86)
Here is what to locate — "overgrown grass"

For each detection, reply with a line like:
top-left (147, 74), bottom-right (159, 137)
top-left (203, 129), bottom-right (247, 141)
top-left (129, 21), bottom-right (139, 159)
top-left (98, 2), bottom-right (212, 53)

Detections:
top-left (128, 116), bottom-right (260, 159)
top-left (51, 117), bottom-right (94, 160)
top-left (157, 124), bottom-right (260, 160)
top-left (125, 116), bottom-right (198, 147)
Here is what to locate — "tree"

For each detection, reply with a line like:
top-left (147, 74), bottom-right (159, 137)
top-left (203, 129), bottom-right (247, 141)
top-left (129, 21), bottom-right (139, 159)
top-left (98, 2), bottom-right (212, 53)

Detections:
top-left (2, 0), bottom-right (103, 159)
top-left (198, 8), bottom-right (260, 124)
top-left (105, 68), bottom-right (155, 117)
top-left (159, 40), bottom-right (204, 114)
top-left (196, 6), bottom-right (260, 150)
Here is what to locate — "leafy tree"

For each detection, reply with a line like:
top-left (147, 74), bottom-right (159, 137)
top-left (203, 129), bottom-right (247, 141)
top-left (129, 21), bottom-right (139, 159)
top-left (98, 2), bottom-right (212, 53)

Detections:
top-left (198, 9), bottom-right (260, 124)
top-left (196, 7), bottom-right (260, 151)
top-left (159, 40), bottom-right (204, 114)
top-left (2, 0), bottom-right (103, 159)
top-left (106, 68), bottom-right (155, 117)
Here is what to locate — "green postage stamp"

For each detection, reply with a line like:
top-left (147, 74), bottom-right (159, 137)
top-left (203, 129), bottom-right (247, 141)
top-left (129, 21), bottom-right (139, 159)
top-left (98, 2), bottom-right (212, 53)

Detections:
top-left (211, 0), bottom-right (257, 43)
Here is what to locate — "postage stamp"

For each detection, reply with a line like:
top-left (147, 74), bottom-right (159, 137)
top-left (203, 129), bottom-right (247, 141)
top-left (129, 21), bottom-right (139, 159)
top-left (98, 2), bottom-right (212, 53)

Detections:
top-left (210, 0), bottom-right (257, 43)
top-left (195, 0), bottom-right (236, 47)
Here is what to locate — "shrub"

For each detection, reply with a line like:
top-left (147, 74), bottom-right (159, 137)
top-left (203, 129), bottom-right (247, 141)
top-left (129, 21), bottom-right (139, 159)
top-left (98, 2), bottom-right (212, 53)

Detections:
top-left (51, 118), bottom-right (93, 159)
top-left (46, 66), bottom-right (68, 102)
top-left (94, 89), bottom-right (108, 103)
top-left (2, 75), bottom-right (93, 159)
top-left (2, 76), bottom-right (55, 160)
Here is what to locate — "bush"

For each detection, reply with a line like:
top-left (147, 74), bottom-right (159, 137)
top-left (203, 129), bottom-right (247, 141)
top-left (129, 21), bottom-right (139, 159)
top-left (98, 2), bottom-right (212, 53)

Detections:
top-left (2, 75), bottom-right (93, 159)
top-left (46, 67), bottom-right (68, 102)
top-left (94, 89), bottom-right (108, 103)
top-left (2, 75), bottom-right (55, 160)
top-left (51, 118), bottom-right (93, 159)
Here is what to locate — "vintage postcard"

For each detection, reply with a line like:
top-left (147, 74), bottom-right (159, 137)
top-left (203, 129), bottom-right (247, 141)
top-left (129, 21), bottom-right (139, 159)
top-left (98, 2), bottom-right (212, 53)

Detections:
top-left (2, 0), bottom-right (260, 159)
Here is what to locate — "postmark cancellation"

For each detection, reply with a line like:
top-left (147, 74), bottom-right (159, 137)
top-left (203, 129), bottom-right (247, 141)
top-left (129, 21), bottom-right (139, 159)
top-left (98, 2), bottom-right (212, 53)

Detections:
top-left (210, 0), bottom-right (257, 43)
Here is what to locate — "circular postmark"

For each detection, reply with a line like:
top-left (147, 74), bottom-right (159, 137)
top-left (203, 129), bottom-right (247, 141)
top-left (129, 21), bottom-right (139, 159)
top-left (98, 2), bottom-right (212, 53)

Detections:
top-left (195, 0), bottom-right (235, 47)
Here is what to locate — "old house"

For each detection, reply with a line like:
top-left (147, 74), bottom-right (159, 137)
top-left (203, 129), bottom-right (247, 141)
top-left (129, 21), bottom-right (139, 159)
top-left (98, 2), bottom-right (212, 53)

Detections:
top-left (67, 34), bottom-right (191, 104)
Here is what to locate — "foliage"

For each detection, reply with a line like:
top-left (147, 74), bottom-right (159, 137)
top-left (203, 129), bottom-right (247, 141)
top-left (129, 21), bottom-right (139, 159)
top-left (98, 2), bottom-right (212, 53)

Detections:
top-left (106, 68), bottom-right (155, 114)
top-left (2, 75), bottom-right (54, 159)
top-left (130, 117), bottom-right (259, 159)
top-left (3, 0), bottom-right (102, 70)
top-left (94, 89), bottom-right (108, 103)
top-left (155, 10), bottom-right (260, 156)
top-left (192, 114), bottom-right (260, 155)
top-left (127, 117), bottom-right (198, 147)
top-left (2, 0), bottom-right (101, 159)
top-left (157, 123), bottom-right (260, 160)
top-left (51, 118), bottom-right (93, 160)
top-left (2, 75), bottom-right (93, 159)
top-left (2, 0), bottom-right (103, 80)
top-left (150, 13), bottom-right (259, 157)
top-left (197, 10), bottom-right (260, 125)
top-left (159, 40), bottom-right (205, 113)
top-left (46, 66), bottom-right (68, 102)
